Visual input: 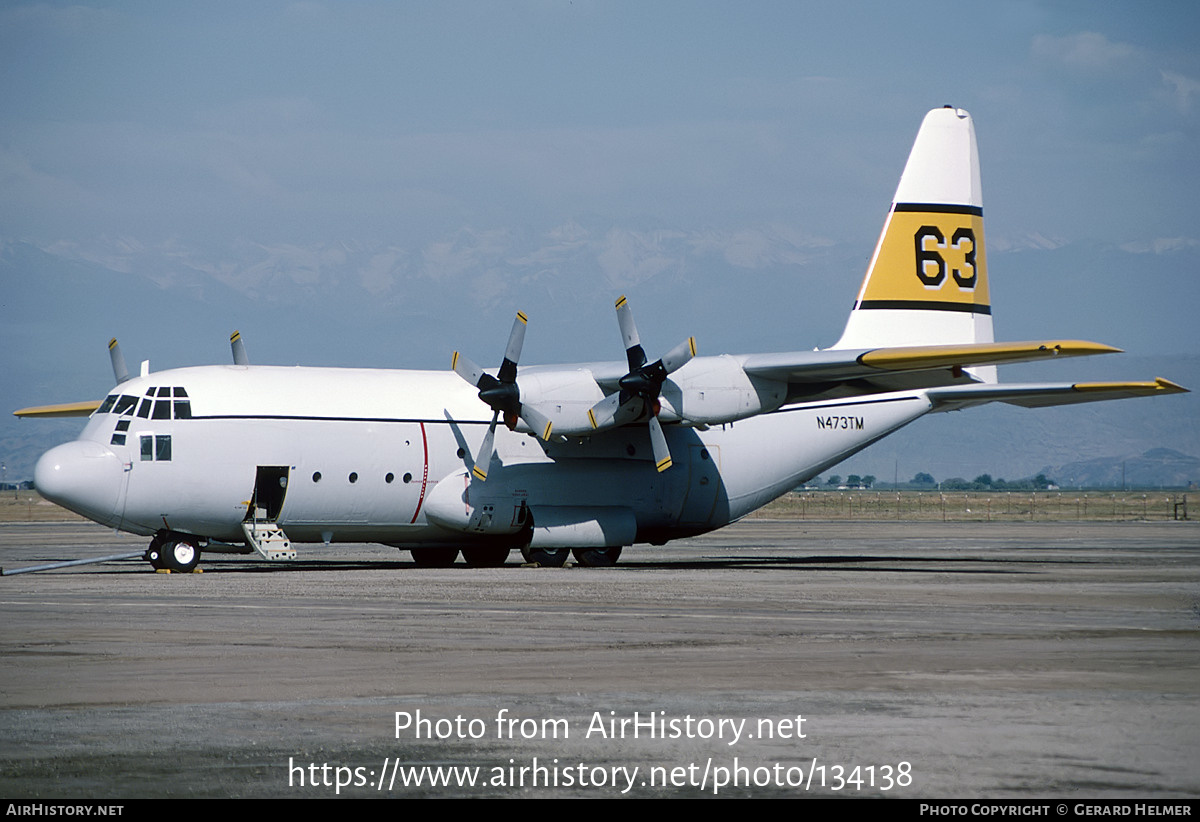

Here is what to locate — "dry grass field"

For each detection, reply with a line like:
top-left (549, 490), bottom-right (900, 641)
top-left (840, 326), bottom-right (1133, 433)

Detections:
top-left (1, 488), bottom-right (1190, 524)
top-left (0, 491), bottom-right (86, 522)
top-left (750, 489), bottom-right (1192, 522)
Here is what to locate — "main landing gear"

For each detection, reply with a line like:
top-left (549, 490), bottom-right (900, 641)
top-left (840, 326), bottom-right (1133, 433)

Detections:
top-left (520, 545), bottom-right (569, 567)
top-left (519, 546), bottom-right (624, 567)
top-left (145, 532), bottom-right (202, 573)
top-left (571, 546), bottom-right (623, 567)
top-left (408, 545), bottom-right (625, 567)
top-left (409, 547), bottom-right (514, 567)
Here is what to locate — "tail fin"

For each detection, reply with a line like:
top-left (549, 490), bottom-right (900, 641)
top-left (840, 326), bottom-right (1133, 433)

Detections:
top-left (832, 106), bottom-right (994, 379)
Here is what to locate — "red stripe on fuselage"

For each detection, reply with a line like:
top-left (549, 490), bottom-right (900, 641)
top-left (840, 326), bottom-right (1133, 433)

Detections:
top-left (409, 421), bottom-right (430, 524)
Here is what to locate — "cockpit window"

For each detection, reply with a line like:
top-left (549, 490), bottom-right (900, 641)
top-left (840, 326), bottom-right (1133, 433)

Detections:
top-left (128, 387), bottom-right (191, 419)
top-left (97, 395), bottom-right (117, 414)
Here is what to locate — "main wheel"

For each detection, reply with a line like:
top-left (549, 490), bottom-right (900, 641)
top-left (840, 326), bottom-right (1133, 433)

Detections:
top-left (519, 545), bottom-right (569, 567)
top-left (160, 538), bottom-right (201, 573)
top-left (461, 546), bottom-right (511, 567)
top-left (571, 546), bottom-right (623, 567)
top-left (410, 548), bottom-right (460, 567)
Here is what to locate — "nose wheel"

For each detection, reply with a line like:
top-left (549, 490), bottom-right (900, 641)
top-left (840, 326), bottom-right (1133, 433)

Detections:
top-left (146, 534), bottom-right (202, 573)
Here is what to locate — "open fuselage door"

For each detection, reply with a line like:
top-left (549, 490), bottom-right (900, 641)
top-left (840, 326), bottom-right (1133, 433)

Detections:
top-left (242, 465), bottom-right (296, 561)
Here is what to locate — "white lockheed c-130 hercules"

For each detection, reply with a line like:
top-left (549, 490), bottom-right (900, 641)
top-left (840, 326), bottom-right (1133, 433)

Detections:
top-left (16, 106), bottom-right (1186, 572)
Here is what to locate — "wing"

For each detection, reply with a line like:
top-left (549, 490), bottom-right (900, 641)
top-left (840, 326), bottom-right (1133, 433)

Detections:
top-left (13, 400), bottom-right (103, 418)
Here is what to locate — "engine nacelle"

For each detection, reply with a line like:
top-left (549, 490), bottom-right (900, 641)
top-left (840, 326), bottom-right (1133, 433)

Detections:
top-left (661, 355), bottom-right (787, 425)
top-left (512, 369), bottom-right (607, 437)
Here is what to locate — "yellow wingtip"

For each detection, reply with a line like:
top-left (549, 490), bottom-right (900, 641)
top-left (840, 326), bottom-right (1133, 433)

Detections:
top-left (1074, 377), bottom-right (1190, 395)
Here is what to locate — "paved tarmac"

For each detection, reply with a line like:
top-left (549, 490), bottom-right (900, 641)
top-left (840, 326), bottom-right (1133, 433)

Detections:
top-left (1, 519), bottom-right (1197, 798)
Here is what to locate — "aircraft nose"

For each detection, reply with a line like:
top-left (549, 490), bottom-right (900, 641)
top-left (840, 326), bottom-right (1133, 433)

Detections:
top-left (34, 441), bottom-right (125, 527)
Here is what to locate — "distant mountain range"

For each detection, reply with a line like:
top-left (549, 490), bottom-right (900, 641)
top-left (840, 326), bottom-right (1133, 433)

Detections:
top-left (1039, 448), bottom-right (1200, 490)
top-left (3, 232), bottom-right (1197, 484)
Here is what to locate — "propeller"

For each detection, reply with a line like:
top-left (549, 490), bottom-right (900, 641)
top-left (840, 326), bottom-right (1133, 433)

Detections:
top-left (108, 338), bottom-right (130, 384)
top-left (451, 311), bottom-right (553, 481)
top-left (230, 330), bottom-right (249, 365)
top-left (588, 295), bottom-right (696, 472)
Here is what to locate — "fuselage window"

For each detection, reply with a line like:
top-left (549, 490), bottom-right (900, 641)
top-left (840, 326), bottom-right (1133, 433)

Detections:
top-left (140, 436), bottom-right (153, 461)
top-left (312, 471), bottom-right (322, 482)
top-left (349, 472), bottom-right (358, 484)
top-left (114, 396), bottom-right (138, 415)
top-left (155, 435), bottom-right (172, 461)
top-left (403, 472), bottom-right (413, 484)
top-left (385, 472), bottom-right (394, 484)
top-left (98, 395), bottom-right (118, 414)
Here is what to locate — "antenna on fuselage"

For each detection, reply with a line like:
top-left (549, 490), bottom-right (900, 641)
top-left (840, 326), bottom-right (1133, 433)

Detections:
top-left (230, 330), bottom-right (249, 365)
top-left (108, 338), bottom-right (130, 384)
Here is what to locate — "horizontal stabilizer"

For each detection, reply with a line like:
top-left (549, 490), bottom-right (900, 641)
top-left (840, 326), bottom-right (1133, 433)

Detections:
top-left (927, 377), bottom-right (1187, 409)
top-left (14, 400), bottom-right (102, 418)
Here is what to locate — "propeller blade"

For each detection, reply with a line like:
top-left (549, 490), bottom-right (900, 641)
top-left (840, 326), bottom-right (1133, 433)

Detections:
top-left (498, 311), bottom-right (527, 383)
top-left (587, 393), bottom-right (621, 430)
top-left (614, 295), bottom-right (646, 371)
top-left (108, 338), bottom-right (129, 384)
top-left (519, 402), bottom-right (554, 441)
top-left (451, 351), bottom-right (487, 388)
top-left (587, 392), bottom-right (644, 431)
top-left (471, 412), bottom-right (500, 481)
top-left (647, 415), bottom-right (673, 472)
top-left (230, 330), bottom-right (250, 366)
top-left (660, 337), bottom-right (697, 374)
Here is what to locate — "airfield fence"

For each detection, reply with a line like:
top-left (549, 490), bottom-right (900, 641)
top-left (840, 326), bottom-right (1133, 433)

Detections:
top-left (754, 490), bottom-right (1191, 522)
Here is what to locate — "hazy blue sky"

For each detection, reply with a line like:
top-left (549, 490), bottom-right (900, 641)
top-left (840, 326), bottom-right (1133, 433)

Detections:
top-left (2, 1), bottom-right (1197, 480)
top-left (4, 2), bottom-right (1198, 246)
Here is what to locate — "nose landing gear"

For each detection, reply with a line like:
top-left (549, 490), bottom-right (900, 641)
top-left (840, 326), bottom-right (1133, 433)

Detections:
top-left (145, 532), bottom-right (202, 573)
